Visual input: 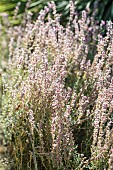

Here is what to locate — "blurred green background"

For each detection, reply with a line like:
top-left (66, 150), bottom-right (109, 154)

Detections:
top-left (0, 0), bottom-right (113, 25)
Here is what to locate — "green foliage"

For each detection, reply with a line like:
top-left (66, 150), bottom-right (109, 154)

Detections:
top-left (0, 0), bottom-right (113, 26)
top-left (90, 157), bottom-right (109, 170)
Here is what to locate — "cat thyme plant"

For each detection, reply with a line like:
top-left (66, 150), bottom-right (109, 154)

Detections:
top-left (1, 1), bottom-right (113, 169)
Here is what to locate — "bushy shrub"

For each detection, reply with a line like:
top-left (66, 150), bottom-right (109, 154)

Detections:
top-left (1, 1), bottom-right (113, 169)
